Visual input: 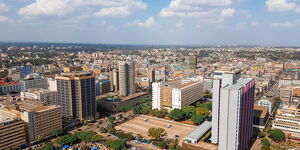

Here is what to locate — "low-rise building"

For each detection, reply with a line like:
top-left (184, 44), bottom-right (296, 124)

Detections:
top-left (253, 105), bottom-right (270, 130)
top-left (0, 81), bottom-right (21, 95)
top-left (272, 104), bottom-right (300, 141)
top-left (255, 97), bottom-right (274, 113)
top-left (21, 88), bottom-right (58, 105)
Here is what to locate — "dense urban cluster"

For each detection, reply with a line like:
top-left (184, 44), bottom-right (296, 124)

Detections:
top-left (0, 44), bottom-right (300, 150)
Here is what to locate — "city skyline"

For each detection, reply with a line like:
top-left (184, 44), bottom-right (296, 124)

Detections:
top-left (1, 0), bottom-right (300, 45)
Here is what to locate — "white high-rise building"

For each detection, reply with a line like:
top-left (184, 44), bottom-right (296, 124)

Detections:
top-left (211, 70), bottom-right (255, 150)
top-left (152, 82), bottom-right (162, 110)
top-left (211, 70), bottom-right (241, 144)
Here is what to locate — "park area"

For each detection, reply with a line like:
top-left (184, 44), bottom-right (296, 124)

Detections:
top-left (115, 115), bottom-right (196, 145)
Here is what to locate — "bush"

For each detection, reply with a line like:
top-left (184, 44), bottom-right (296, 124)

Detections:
top-left (191, 114), bottom-right (205, 125)
top-left (148, 127), bottom-right (167, 139)
top-left (261, 138), bottom-right (270, 147)
top-left (103, 139), bottom-right (127, 150)
top-left (58, 134), bottom-right (78, 145)
top-left (100, 127), bottom-right (108, 133)
top-left (268, 129), bottom-right (285, 142)
top-left (52, 128), bottom-right (65, 137)
top-left (168, 109), bottom-right (185, 121)
top-left (258, 132), bottom-right (265, 138)
top-left (182, 106), bottom-right (196, 119)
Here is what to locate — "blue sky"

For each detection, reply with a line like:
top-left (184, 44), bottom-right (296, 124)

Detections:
top-left (1, 0), bottom-right (300, 45)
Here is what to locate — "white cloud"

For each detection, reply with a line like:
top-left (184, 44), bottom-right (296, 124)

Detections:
top-left (270, 21), bottom-right (296, 27)
top-left (0, 16), bottom-right (12, 23)
top-left (266, 0), bottom-right (300, 12)
top-left (127, 17), bottom-right (156, 28)
top-left (176, 20), bottom-right (184, 28)
top-left (106, 25), bottom-right (116, 31)
top-left (0, 3), bottom-right (9, 13)
top-left (19, 0), bottom-right (72, 16)
top-left (221, 8), bottom-right (235, 17)
top-left (19, 0), bottom-right (147, 17)
top-left (160, 0), bottom-right (236, 26)
top-left (94, 7), bottom-right (130, 17)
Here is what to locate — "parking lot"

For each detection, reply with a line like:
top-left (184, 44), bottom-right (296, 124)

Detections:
top-left (116, 115), bottom-right (196, 145)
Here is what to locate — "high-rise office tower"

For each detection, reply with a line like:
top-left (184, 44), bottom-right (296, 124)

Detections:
top-left (20, 66), bottom-right (32, 80)
top-left (109, 69), bottom-right (119, 92)
top-left (186, 56), bottom-right (197, 70)
top-left (119, 61), bottom-right (135, 96)
top-left (211, 70), bottom-right (255, 150)
top-left (56, 72), bottom-right (96, 120)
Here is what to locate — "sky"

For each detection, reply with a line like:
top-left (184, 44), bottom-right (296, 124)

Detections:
top-left (1, 0), bottom-right (300, 45)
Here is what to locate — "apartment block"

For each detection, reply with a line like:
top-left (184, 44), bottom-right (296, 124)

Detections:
top-left (0, 100), bottom-right (62, 144)
top-left (21, 88), bottom-right (58, 106)
top-left (0, 119), bottom-right (26, 150)
top-left (152, 77), bottom-right (203, 110)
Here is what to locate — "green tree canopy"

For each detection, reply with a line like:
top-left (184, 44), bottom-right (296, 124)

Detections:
top-left (58, 134), bottom-right (78, 145)
top-left (103, 139), bottom-right (127, 150)
top-left (182, 106), bottom-right (196, 119)
top-left (40, 142), bottom-right (54, 150)
top-left (168, 109), bottom-right (185, 121)
top-left (268, 129), bottom-right (285, 142)
top-left (261, 138), bottom-right (270, 147)
top-left (191, 114), bottom-right (205, 125)
top-left (52, 128), bottom-right (65, 137)
top-left (148, 127), bottom-right (167, 139)
top-left (196, 102), bottom-right (212, 110)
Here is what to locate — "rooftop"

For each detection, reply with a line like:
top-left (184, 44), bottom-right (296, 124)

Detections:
top-left (185, 121), bottom-right (212, 141)
top-left (254, 105), bottom-right (269, 118)
top-left (58, 71), bottom-right (93, 77)
top-left (223, 77), bottom-right (253, 90)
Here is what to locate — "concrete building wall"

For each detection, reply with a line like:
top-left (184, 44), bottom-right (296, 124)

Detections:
top-left (0, 119), bottom-right (26, 150)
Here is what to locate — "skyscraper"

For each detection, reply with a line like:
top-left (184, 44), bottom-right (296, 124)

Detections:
top-left (56, 72), bottom-right (96, 121)
top-left (119, 61), bottom-right (136, 96)
top-left (211, 70), bottom-right (255, 150)
top-left (20, 66), bottom-right (32, 80)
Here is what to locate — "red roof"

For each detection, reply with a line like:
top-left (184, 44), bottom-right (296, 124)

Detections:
top-left (0, 81), bottom-right (19, 86)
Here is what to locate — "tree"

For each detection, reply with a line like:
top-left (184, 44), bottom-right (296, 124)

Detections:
top-left (117, 114), bottom-right (123, 120)
top-left (109, 116), bottom-right (116, 123)
top-left (169, 138), bottom-right (182, 150)
top-left (195, 107), bottom-right (209, 117)
top-left (196, 102), bottom-right (212, 110)
top-left (75, 131), bottom-right (97, 142)
top-left (268, 129), bottom-right (285, 142)
top-left (191, 114), bottom-right (205, 125)
top-left (100, 127), bottom-right (108, 133)
top-left (58, 134), bottom-right (78, 145)
top-left (182, 106), bottom-right (196, 119)
top-left (41, 142), bottom-right (54, 150)
top-left (168, 109), bottom-right (185, 121)
top-left (103, 139), bottom-right (127, 150)
top-left (91, 134), bottom-right (104, 142)
top-left (150, 109), bottom-right (167, 118)
top-left (148, 127), bottom-right (167, 139)
top-left (261, 138), bottom-right (270, 147)
top-left (152, 140), bottom-right (168, 149)
top-left (52, 128), bottom-right (65, 137)
top-left (258, 132), bottom-right (265, 138)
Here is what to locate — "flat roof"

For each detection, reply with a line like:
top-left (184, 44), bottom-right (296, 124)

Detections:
top-left (254, 105), bottom-right (269, 118)
top-left (185, 121), bottom-right (212, 141)
top-left (223, 78), bottom-right (253, 90)
top-left (120, 92), bottom-right (148, 101)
